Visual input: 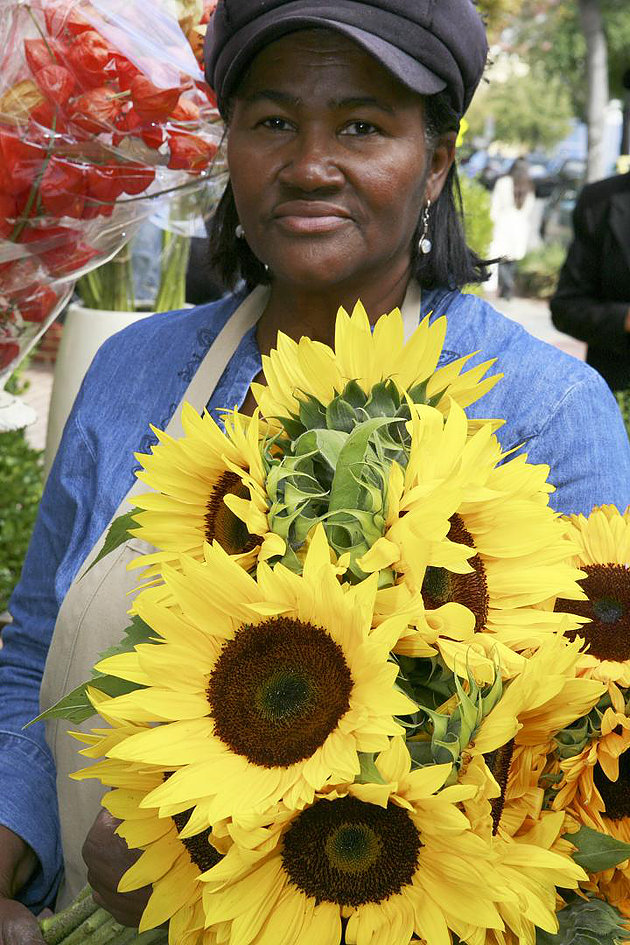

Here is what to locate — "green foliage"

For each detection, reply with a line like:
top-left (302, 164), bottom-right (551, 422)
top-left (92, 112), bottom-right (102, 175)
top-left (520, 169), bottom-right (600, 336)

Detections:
top-left (466, 67), bottom-right (574, 151)
top-left (509, 0), bottom-right (630, 114)
top-left (31, 615), bottom-right (153, 726)
top-left (570, 825), bottom-right (630, 872)
top-left (515, 243), bottom-right (567, 299)
top-left (0, 374), bottom-right (44, 614)
top-left (536, 896), bottom-right (630, 945)
top-left (459, 175), bottom-right (494, 259)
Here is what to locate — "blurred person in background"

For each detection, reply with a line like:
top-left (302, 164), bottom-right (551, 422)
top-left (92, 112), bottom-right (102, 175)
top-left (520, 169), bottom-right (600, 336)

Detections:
top-left (550, 170), bottom-right (630, 394)
top-left (490, 157), bottom-right (536, 300)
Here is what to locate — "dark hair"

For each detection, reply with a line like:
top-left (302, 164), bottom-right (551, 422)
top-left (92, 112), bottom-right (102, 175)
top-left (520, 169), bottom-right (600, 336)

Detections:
top-left (208, 90), bottom-right (491, 291)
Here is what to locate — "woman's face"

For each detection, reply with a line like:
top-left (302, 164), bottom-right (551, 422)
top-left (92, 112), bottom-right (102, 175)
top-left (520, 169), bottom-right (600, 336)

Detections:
top-left (226, 30), bottom-right (454, 292)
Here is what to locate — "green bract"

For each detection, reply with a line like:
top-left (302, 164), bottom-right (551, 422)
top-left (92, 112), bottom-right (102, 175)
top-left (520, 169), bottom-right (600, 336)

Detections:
top-left (264, 379), bottom-right (435, 582)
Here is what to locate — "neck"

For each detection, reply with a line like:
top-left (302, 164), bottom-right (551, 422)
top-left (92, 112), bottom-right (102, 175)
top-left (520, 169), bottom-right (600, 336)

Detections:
top-left (256, 267), bottom-right (413, 355)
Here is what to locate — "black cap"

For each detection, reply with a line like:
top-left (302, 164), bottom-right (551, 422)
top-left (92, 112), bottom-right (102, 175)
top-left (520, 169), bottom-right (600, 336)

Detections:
top-left (204, 0), bottom-right (488, 117)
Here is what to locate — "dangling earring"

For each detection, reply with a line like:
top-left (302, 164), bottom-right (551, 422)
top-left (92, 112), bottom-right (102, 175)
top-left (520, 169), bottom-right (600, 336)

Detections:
top-left (418, 199), bottom-right (432, 255)
top-left (235, 223), bottom-right (244, 238)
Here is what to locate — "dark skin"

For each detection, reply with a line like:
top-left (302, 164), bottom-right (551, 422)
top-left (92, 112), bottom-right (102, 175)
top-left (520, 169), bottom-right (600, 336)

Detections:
top-left (0, 29), bottom-right (456, 941)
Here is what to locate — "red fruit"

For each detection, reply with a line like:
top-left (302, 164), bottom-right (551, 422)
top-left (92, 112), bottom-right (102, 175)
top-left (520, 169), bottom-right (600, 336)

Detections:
top-left (16, 285), bottom-right (59, 323)
top-left (140, 122), bottom-right (164, 150)
top-left (39, 239), bottom-right (98, 277)
top-left (34, 64), bottom-right (75, 106)
top-left (0, 342), bottom-right (20, 372)
top-left (44, 3), bottom-right (92, 39)
top-left (67, 31), bottom-right (113, 89)
top-left (29, 101), bottom-right (69, 136)
top-left (24, 38), bottom-right (65, 73)
top-left (171, 96), bottom-right (200, 123)
top-left (113, 55), bottom-right (141, 92)
top-left (0, 193), bottom-right (18, 238)
top-left (0, 129), bottom-right (46, 195)
top-left (39, 157), bottom-right (87, 219)
top-left (70, 87), bottom-right (122, 135)
top-left (115, 161), bottom-right (155, 196)
top-left (130, 76), bottom-right (181, 122)
top-left (87, 164), bottom-right (126, 203)
top-left (167, 132), bottom-right (217, 172)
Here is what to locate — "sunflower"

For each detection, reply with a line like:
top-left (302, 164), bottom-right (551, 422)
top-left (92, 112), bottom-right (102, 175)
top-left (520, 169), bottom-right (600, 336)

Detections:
top-left (253, 300), bottom-right (501, 427)
top-left (458, 756), bottom-right (586, 945)
top-left (199, 738), bottom-right (512, 945)
top-left (127, 403), bottom-right (282, 582)
top-left (89, 527), bottom-right (417, 826)
top-left (71, 695), bottom-right (225, 944)
top-left (360, 403), bottom-right (586, 674)
top-left (553, 505), bottom-right (630, 688)
top-left (464, 637), bottom-right (603, 839)
top-left (551, 684), bottom-right (630, 917)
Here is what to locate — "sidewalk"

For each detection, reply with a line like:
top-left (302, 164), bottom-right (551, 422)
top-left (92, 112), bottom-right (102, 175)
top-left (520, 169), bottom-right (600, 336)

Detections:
top-left (15, 293), bottom-right (586, 455)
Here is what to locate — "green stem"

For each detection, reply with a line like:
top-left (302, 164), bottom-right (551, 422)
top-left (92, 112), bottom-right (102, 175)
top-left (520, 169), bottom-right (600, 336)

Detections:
top-left (76, 244), bottom-right (135, 311)
top-left (154, 231), bottom-right (190, 313)
top-left (40, 887), bottom-right (98, 945)
top-left (55, 906), bottom-right (111, 945)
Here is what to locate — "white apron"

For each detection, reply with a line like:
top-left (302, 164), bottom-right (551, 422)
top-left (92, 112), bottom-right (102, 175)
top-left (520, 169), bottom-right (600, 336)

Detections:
top-left (39, 282), bottom-right (422, 907)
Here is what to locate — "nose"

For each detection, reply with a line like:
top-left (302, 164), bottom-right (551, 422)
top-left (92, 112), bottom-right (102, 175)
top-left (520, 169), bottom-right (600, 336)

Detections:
top-left (278, 126), bottom-right (345, 192)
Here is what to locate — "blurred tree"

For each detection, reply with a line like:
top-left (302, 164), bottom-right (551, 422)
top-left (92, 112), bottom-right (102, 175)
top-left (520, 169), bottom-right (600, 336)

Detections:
top-left (508, 0), bottom-right (630, 177)
top-left (466, 66), bottom-right (573, 151)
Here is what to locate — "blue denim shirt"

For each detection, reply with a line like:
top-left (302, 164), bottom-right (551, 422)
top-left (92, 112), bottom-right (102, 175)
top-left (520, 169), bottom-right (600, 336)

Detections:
top-left (3, 286), bottom-right (630, 911)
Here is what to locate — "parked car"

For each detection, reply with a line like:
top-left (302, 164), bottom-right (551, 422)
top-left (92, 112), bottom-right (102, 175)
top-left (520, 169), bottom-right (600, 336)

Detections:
top-left (533, 158), bottom-right (586, 199)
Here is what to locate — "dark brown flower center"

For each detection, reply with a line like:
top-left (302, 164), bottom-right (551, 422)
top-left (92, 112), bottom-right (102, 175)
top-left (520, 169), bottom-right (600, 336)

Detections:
top-left (207, 617), bottom-right (353, 768)
top-left (555, 564), bottom-right (630, 662)
top-left (166, 792), bottom-right (222, 873)
top-left (282, 795), bottom-right (421, 906)
top-left (594, 749), bottom-right (630, 821)
top-left (484, 739), bottom-right (515, 834)
top-left (422, 515), bottom-right (489, 631)
top-left (205, 470), bottom-right (260, 555)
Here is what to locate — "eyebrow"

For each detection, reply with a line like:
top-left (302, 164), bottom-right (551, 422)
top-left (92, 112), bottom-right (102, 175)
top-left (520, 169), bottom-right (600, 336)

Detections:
top-left (242, 90), bottom-right (395, 114)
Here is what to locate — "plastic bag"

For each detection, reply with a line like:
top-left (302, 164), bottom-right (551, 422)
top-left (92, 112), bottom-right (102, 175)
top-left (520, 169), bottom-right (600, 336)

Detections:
top-left (0, 0), bottom-right (222, 381)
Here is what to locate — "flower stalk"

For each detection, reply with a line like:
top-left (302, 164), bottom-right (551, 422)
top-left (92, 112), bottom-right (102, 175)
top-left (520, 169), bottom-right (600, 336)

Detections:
top-left (39, 887), bottom-right (168, 945)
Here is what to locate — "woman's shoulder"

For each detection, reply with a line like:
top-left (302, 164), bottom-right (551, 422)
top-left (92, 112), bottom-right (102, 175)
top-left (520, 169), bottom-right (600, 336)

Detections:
top-left (424, 288), bottom-right (614, 448)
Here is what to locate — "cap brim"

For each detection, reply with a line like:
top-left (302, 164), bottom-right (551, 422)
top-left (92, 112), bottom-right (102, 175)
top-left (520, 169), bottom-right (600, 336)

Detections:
top-left (217, 12), bottom-right (447, 106)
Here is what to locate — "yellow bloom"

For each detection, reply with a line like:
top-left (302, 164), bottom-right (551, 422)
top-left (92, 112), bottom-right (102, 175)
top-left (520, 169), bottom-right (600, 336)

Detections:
top-left (129, 403), bottom-right (280, 581)
top-left (459, 757), bottom-right (586, 945)
top-left (363, 403), bottom-right (586, 679)
top-left (253, 300), bottom-right (500, 426)
top-left (554, 505), bottom-right (630, 687)
top-left (72, 700), bottom-right (223, 945)
top-left (90, 528), bottom-right (416, 825)
top-left (200, 739), bottom-right (511, 945)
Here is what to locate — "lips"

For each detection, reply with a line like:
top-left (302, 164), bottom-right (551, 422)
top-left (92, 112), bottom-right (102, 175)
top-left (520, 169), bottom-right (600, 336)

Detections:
top-left (273, 200), bottom-right (352, 234)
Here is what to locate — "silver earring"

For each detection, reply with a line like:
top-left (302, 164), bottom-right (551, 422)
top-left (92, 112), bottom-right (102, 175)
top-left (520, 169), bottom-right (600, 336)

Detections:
top-left (418, 200), bottom-right (432, 255)
top-left (235, 223), bottom-right (244, 238)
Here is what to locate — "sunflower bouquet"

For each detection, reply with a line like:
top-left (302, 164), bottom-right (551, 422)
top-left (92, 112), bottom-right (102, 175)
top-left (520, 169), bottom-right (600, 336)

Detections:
top-left (37, 302), bottom-right (630, 945)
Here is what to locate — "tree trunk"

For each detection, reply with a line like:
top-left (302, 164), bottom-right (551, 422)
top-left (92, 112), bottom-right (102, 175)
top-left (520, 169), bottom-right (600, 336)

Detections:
top-left (578, 0), bottom-right (609, 182)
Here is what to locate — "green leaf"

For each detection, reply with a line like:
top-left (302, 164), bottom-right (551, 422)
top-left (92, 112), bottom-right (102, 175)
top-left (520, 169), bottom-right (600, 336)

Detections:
top-left (81, 509), bottom-right (141, 577)
top-left (355, 752), bottom-right (387, 785)
top-left (27, 616), bottom-right (155, 727)
top-left (328, 417), bottom-right (393, 514)
top-left (536, 898), bottom-right (630, 945)
top-left (571, 825), bottom-right (630, 873)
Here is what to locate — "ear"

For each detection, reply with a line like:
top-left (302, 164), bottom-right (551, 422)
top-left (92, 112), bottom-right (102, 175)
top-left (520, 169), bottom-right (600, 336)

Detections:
top-left (424, 132), bottom-right (457, 203)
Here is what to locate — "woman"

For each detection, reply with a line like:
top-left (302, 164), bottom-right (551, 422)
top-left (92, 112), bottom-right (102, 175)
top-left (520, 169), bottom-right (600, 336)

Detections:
top-left (1, 0), bottom-right (629, 941)
top-left (489, 157), bottom-right (536, 300)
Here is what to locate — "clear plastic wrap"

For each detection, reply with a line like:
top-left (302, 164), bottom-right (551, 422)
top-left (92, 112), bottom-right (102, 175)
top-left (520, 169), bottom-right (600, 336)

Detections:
top-left (0, 0), bottom-right (222, 395)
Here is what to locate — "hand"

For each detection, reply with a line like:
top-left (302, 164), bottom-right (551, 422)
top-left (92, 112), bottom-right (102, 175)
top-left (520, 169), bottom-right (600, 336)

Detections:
top-left (82, 810), bottom-right (150, 928)
top-left (0, 827), bottom-right (43, 945)
top-left (0, 899), bottom-right (45, 945)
